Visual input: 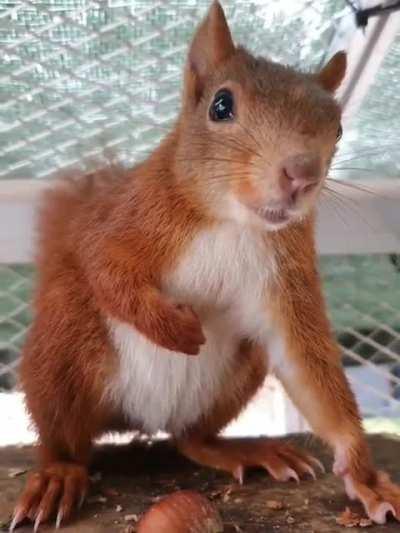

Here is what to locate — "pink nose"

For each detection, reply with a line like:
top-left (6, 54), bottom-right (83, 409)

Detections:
top-left (281, 154), bottom-right (323, 203)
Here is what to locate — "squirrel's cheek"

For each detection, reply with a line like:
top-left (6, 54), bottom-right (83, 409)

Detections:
top-left (232, 177), bottom-right (261, 207)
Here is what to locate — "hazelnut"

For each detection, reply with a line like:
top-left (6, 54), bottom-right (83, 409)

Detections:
top-left (137, 490), bottom-right (223, 532)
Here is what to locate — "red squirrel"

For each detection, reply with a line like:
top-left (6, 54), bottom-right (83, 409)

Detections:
top-left (12, 1), bottom-right (400, 530)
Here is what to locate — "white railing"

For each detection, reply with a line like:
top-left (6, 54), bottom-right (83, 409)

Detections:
top-left (1, 178), bottom-right (399, 264)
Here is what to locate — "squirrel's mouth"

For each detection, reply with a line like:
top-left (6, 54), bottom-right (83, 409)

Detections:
top-left (258, 207), bottom-right (290, 226)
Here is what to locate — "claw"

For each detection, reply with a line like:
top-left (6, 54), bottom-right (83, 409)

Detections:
top-left (56, 509), bottom-right (63, 529)
top-left (33, 510), bottom-right (43, 533)
top-left (9, 508), bottom-right (25, 533)
top-left (303, 463), bottom-right (317, 480)
top-left (371, 502), bottom-right (395, 525)
top-left (233, 465), bottom-right (244, 485)
top-left (285, 467), bottom-right (300, 483)
top-left (309, 456), bottom-right (325, 473)
top-left (78, 492), bottom-right (86, 510)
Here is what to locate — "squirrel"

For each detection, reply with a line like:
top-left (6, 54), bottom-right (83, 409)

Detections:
top-left (11, 1), bottom-right (400, 530)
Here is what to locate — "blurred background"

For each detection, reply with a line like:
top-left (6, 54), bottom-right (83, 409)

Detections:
top-left (0, 0), bottom-right (399, 445)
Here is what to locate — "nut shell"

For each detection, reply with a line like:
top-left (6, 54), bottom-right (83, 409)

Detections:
top-left (137, 490), bottom-right (224, 533)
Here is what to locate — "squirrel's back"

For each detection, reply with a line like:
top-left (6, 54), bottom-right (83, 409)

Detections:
top-left (35, 165), bottom-right (128, 271)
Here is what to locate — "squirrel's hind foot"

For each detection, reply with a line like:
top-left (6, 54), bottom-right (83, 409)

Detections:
top-left (178, 437), bottom-right (324, 485)
top-left (10, 462), bottom-right (88, 531)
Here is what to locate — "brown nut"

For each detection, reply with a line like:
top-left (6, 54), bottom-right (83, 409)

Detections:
top-left (137, 490), bottom-right (224, 533)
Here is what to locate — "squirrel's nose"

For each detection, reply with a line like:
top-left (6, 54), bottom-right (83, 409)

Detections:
top-left (281, 154), bottom-right (323, 203)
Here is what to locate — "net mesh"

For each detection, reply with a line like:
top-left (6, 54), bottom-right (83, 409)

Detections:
top-left (1, 258), bottom-right (399, 422)
top-left (0, 265), bottom-right (33, 391)
top-left (322, 255), bottom-right (400, 419)
top-left (0, 0), bottom-right (345, 180)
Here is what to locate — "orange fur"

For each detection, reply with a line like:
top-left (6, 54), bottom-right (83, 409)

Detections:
top-left (269, 217), bottom-right (375, 482)
top-left (14, 1), bottom-right (399, 529)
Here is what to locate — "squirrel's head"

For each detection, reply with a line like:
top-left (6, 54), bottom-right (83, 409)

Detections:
top-left (174, 1), bottom-right (346, 230)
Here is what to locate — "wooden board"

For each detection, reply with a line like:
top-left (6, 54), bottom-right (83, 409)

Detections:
top-left (1, 433), bottom-right (400, 532)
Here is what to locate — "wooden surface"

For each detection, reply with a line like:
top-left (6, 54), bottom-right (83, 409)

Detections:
top-left (0, 434), bottom-right (399, 532)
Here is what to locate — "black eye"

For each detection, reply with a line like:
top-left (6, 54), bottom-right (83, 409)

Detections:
top-left (336, 124), bottom-right (343, 141)
top-left (209, 89), bottom-right (234, 122)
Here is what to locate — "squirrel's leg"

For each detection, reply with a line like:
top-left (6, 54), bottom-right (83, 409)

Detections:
top-left (83, 238), bottom-right (205, 355)
top-left (11, 441), bottom-right (91, 532)
top-left (12, 295), bottom-right (112, 530)
top-left (268, 270), bottom-right (400, 524)
top-left (177, 340), bottom-right (323, 485)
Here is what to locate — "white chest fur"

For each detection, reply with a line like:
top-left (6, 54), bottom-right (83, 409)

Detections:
top-left (107, 223), bottom-right (276, 436)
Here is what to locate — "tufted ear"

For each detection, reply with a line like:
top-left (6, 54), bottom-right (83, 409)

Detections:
top-left (317, 51), bottom-right (347, 92)
top-left (184, 1), bottom-right (235, 104)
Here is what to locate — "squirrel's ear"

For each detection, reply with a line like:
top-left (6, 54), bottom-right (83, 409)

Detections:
top-left (184, 1), bottom-right (235, 103)
top-left (317, 51), bottom-right (347, 92)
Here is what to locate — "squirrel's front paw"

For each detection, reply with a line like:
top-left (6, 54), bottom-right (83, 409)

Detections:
top-left (154, 302), bottom-right (206, 355)
top-left (343, 470), bottom-right (400, 524)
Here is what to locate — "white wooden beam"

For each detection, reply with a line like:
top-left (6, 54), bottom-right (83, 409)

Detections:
top-left (0, 180), bottom-right (50, 264)
top-left (316, 178), bottom-right (400, 255)
top-left (338, 2), bottom-right (400, 120)
top-left (0, 178), bottom-right (399, 264)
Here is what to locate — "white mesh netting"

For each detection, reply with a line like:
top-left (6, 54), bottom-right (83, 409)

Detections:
top-left (1, 257), bottom-right (399, 422)
top-left (0, 0), bottom-right (344, 179)
top-left (0, 265), bottom-right (33, 390)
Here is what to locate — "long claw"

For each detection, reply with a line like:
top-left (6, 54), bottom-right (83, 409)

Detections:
top-left (309, 456), bottom-right (325, 473)
top-left (33, 510), bottom-right (43, 533)
top-left (370, 502), bottom-right (395, 525)
top-left (304, 463), bottom-right (317, 480)
top-left (233, 465), bottom-right (244, 485)
top-left (286, 467), bottom-right (300, 483)
top-left (56, 509), bottom-right (63, 529)
top-left (78, 492), bottom-right (86, 510)
top-left (9, 508), bottom-right (25, 533)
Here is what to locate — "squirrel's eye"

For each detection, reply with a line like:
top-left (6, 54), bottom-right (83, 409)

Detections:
top-left (209, 89), bottom-right (234, 122)
top-left (336, 124), bottom-right (343, 141)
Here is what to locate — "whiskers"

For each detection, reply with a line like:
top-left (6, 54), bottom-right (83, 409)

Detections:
top-left (175, 124), bottom-right (267, 190)
top-left (332, 141), bottom-right (399, 173)
top-left (321, 184), bottom-right (373, 232)
top-left (320, 139), bottom-right (398, 232)
top-left (321, 177), bottom-right (393, 234)
top-left (134, 125), bottom-right (396, 239)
